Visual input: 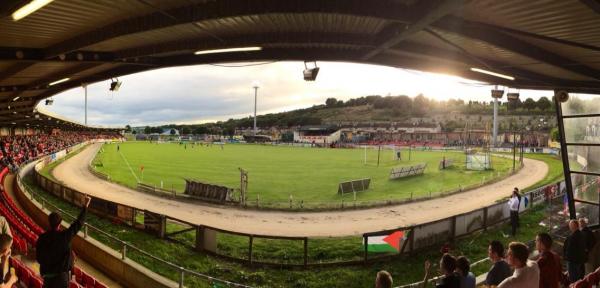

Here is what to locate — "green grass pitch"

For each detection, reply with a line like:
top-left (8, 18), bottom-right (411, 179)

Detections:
top-left (93, 142), bottom-right (514, 205)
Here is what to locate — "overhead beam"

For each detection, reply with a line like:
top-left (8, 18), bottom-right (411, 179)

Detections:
top-left (362, 0), bottom-right (465, 60)
top-left (43, 0), bottom-right (417, 57)
top-left (472, 22), bottom-right (600, 53)
top-left (116, 32), bottom-right (375, 59)
top-left (431, 17), bottom-right (600, 81)
top-left (0, 47), bottom-right (159, 66)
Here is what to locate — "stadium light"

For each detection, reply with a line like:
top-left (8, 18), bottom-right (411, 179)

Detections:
top-left (470, 68), bottom-right (514, 81)
top-left (252, 81), bottom-right (260, 136)
top-left (11, 0), bottom-right (54, 21)
top-left (195, 47), bottom-right (262, 55)
top-left (12, 96), bottom-right (20, 101)
top-left (303, 61), bottom-right (319, 81)
top-left (49, 77), bottom-right (69, 86)
top-left (110, 78), bottom-right (122, 91)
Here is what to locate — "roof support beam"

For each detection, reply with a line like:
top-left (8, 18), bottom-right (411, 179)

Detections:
top-left (431, 17), bottom-right (600, 81)
top-left (361, 0), bottom-right (465, 60)
top-left (116, 32), bottom-right (375, 59)
top-left (0, 47), bottom-right (158, 66)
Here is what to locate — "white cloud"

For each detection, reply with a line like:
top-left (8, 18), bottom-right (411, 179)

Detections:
top-left (41, 61), bottom-right (565, 127)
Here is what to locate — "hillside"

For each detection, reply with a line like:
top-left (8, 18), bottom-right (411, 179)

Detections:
top-left (130, 94), bottom-right (559, 135)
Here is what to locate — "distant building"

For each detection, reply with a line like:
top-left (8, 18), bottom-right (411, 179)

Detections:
top-left (293, 126), bottom-right (341, 144)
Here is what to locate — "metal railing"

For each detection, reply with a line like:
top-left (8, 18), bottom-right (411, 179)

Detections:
top-left (18, 165), bottom-right (252, 288)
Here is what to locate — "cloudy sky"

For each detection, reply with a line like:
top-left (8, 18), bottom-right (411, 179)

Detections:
top-left (40, 61), bottom-right (560, 127)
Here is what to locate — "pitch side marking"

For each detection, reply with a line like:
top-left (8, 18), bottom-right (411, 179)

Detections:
top-left (118, 149), bottom-right (140, 183)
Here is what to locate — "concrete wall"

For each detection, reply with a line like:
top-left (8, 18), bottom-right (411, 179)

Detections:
top-left (14, 160), bottom-right (178, 288)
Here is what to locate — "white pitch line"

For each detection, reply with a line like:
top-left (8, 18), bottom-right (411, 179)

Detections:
top-left (118, 150), bottom-right (140, 183)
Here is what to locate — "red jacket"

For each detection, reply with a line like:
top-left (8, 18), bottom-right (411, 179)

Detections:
top-left (537, 250), bottom-right (563, 288)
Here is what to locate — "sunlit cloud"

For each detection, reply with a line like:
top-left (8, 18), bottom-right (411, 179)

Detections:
top-left (40, 61), bottom-right (562, 127)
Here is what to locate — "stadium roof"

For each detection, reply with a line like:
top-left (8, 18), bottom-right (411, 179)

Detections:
top-left (0, 0), bottom-right (599, 127)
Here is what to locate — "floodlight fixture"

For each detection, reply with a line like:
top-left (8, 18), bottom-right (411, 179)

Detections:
top-left (12, 96), bottom-right (20, 101)
top-left (470, 68), bottom-right (514, 81)
top-left (491, 88), bottom-right (504, 99)
top-left (11, 0), bottom-right (53, 21)
top-left (49, 77), bottom-right (69, 86)
top-left (110, 78), bottom-right (122, 91)
top-left (507, 89), bottom-right (520, 101)
top-left (194, 47), bottom-right (262, 55)
top-left (303, 61), bottom-right (320, 81)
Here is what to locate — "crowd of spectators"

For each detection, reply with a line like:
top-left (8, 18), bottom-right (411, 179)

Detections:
top-left (0, 132), bottom-right (120, 171)
top-left (374, 218), bottom-right (598, 288)
top-left (0, 130), bottom-right (117, 287)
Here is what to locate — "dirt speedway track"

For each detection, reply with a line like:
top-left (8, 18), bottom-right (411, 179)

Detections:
top-left (52, 143), bottom-right (548, 237)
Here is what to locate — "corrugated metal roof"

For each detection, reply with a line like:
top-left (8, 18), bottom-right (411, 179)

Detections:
top-left (0, 0), bottom-right (598, 126)
top-left (460, 0), bottom-right (600, 46)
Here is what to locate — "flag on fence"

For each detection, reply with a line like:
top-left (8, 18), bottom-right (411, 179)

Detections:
top-left (364, 230), bottom-right (405, 253)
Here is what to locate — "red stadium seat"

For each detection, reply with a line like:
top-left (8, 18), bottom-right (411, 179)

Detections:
top-left (20, 268), bottom-right (30, 287)
top-left (82, 271), bottom-right (95, 288)
top-left (70, 280), bottom-right (82, 288)
top-left (74, 266), bottom-right (83, 284)
top-left (94, 281), bottom-right (108, 288)
top-left (30, 276), bottom-right (43, 288)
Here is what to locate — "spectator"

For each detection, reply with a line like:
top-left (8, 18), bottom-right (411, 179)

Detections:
top-left (564, 220), bottom-right (587, 282)
top-left (422, 253), bottom-right (460, 288)
top-left (570, 267), bottom-right (600, 288)
top-left (484, 240), bottom-right (512, 287)
top-left (498, 242), bottom-right (539, 288)
top-left (456, 256), bottom-right (475, 288)
top-left (0, 234), bottom-right (17, 288)
top-left (36, 195), bottom-right (91, 288)
top-left (535, 232), bottom-right (563, 288)
top-left (579, 218), bottom-right (597, 274)
top-left (508, 188), bottom-right (521, 236)
top-left (375, 270), bottom-right (392, 288)
top-left (0, 217), bottom-right (10, 237)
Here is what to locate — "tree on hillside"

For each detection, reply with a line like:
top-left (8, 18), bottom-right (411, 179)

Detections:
top-left (325, 98), bottom-right (338, 107)
top-left (413, 94), bottom-right (428, 116)
top-left (536, 97), bottom-right (552, 111)
top-left (392, 95), bottom-right (412, 110)
top-left (193, 126), bottom-right (208, 135)
top-left (143, 126), bottom-right (151, 134)
top-left (523, 98), bottom-right (537, 111)
top-left (181, 126), bottom-right (191, 135)
top-left (125, 125), bottom-right (131, 132)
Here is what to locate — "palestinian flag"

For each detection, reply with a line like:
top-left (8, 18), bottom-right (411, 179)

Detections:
top-left (364, 231), bottom-right (405, 253)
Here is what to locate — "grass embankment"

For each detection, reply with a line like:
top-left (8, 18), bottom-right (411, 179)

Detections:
top-left (93, 142), bottom-right (513, 206)
top-left (23, 172), bottom-right (554, 288)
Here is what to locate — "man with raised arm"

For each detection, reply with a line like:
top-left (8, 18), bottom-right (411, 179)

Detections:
top-left (36, 195), bottom-right (91, 288)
